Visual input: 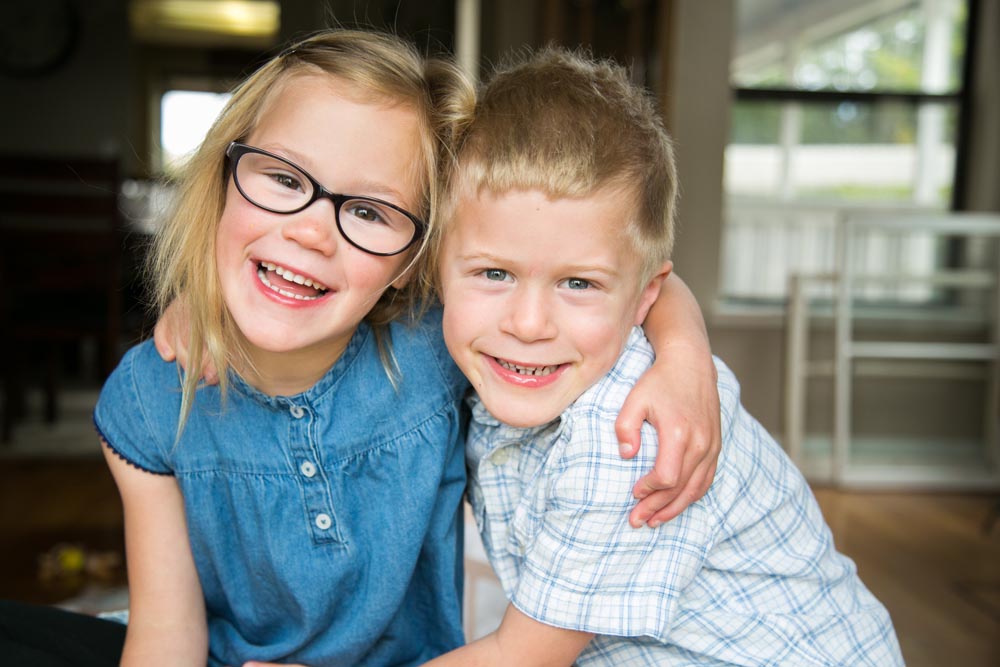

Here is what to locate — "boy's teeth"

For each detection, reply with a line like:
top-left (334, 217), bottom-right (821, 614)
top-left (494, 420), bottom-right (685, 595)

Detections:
top-left (496, 358), bottom-right (559, 376)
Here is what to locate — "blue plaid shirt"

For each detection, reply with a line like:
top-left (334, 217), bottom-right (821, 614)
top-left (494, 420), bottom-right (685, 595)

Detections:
top-left (465, 327), bottom-right (903, 666)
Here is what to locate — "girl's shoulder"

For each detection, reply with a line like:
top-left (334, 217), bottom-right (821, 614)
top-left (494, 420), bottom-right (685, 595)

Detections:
top-left (101, 339), bottom-right (183, 402)
top-left (94, 339), bottom-right (184, 474)
top-left (388, 305), bottom-right (468, 399)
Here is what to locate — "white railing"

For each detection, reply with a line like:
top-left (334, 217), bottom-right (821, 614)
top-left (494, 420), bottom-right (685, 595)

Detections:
top-left (720, 198), bottom-right (946, 302)
top-left (783, 211), bottom-right (1000, 489)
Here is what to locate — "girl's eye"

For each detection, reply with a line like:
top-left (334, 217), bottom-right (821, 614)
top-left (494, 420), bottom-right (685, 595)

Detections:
top-left (564, 277), bottom-right (591, 290)
top-left (268, 172), bottom-right (304, 192)
top-left (483, 268), bottom-right (510, 282)
top-left (345, 203), bottom-right (387, 225)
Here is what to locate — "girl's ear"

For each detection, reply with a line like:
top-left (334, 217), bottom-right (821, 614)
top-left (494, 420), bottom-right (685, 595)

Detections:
top-left (390, 269), bottom-right (412, 290)
top-left (389, 251), bottom-right (420, 290)
top-left (633, 260), bottom-right (673, 326)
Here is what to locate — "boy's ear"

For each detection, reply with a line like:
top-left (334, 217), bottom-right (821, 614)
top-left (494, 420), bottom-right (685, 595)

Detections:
top-left (633, 260), bottom-right (673, 326)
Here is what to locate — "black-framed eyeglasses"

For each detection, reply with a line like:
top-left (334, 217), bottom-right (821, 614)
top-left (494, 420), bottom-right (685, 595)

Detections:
top-left (225, 142), bottom-right (425, 257)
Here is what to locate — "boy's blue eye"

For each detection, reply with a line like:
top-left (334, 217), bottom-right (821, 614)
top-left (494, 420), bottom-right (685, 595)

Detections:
top-left (484, 268), bottom-right (509, 281)
top-left (565, 278), bottom-right (591, 290)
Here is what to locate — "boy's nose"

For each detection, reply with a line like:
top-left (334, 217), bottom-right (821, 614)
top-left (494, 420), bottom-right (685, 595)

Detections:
top-left (280, 201), bottom-right (339, 255)
top-left (501, 288), bottom-right (557, 342)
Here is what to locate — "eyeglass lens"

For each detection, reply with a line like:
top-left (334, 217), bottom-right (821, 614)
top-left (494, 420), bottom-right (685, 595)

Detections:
top-left (233, 149), bottom-right (418, 255)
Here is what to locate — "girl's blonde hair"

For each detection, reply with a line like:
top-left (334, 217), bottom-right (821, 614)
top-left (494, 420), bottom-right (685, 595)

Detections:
top-left (149, 28), bottom-right (474, 427)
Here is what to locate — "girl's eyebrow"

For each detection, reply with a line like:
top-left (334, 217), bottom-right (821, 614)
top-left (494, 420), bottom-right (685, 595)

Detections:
top-left (347, 179), bottom-right (413, 204)
top-left (257, 143), bottom-right (415, 207)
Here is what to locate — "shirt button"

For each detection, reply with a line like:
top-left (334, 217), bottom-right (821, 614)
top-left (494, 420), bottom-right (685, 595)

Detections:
top-left (490, 448), bottom-right (509, 465)
top-left (299, 460), bottom-right (317, 478)
top-left (315, 513), bottom-right (332, 530)
top-left (289, 405), bottom-right (306, 418)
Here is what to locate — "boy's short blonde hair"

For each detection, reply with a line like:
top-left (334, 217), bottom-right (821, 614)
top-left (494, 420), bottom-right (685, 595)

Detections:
top-left (150, 28), bottom-right (474, 426)
top-left (432, 46), bottom-right (677, 287)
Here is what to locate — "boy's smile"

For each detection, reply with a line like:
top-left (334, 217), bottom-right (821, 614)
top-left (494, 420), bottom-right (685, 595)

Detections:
top-left (439, 188), bottom-right (667, 428)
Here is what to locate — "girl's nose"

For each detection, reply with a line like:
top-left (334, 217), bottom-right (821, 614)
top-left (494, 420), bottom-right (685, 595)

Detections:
top-left (501, 287), bottom-right (557, 342)
top-left (280, 202), bottom-right (339, 256)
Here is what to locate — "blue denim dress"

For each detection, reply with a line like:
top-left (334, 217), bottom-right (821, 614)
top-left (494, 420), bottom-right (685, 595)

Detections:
top-left (94, 308), bottom-right (469, 667)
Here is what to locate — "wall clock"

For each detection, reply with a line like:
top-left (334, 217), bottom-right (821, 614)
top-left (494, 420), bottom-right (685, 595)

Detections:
top-left (0, 0), bottom-right (79, 77)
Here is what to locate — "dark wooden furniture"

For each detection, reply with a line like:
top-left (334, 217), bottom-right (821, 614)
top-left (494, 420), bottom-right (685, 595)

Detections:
top-left (0, 155), bottom-right (124, 443)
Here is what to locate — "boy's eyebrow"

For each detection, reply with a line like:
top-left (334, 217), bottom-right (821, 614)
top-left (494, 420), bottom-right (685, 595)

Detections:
top-left (456, 251), bottom-right (622, 277)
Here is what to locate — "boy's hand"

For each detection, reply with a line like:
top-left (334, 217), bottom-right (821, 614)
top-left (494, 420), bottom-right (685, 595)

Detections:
top-left (152, 298), bottom-right (219, 384)
top-left (616, 342), bottom-right (720, 528)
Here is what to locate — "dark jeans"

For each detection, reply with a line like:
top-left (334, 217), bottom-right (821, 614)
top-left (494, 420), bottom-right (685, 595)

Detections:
top-left (0, 600), bottom-right (125, 667)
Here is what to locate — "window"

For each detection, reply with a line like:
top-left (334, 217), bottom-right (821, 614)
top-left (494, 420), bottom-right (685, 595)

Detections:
top-left (720, 0), bottom-right (971, 303)
top-left (160, 88), bottom-right (231, 174)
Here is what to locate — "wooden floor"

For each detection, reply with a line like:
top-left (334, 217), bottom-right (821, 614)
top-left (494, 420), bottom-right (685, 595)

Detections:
top-left (0, 457), bottom-right (125, 606)
top-left (812, 486), bottom-right (1000, 667)
top-left (0, 458), bottom-right (997, 664)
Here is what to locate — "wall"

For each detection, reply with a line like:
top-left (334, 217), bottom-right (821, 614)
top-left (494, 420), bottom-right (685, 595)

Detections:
top-left (0, 0), bottom-right (130, 161)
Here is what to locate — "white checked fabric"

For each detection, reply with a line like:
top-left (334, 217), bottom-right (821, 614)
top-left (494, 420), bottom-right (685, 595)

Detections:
top-left (465, 327), bottom-right (903, 666)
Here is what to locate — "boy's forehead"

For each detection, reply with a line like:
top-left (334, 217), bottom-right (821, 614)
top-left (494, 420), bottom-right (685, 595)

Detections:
top-left (451, 183), bottom-right (635, 224)
top-left (450, 187), bottom-right (634, 249)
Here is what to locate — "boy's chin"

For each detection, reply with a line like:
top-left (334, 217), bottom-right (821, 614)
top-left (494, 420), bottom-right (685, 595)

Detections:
top-left (480, 397), bottom-right (565, 429)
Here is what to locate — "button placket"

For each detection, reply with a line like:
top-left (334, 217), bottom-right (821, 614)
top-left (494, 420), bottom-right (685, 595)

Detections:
top-left (286, 401), bottom-right (342, 544)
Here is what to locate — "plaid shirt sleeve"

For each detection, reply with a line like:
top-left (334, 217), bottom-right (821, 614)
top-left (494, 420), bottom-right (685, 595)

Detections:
top-left (509, 417), bottom-right (720, 639)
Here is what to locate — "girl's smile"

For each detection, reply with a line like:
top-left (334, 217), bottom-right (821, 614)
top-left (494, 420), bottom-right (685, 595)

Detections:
top-left (255, 260), bottom-right (331, 302)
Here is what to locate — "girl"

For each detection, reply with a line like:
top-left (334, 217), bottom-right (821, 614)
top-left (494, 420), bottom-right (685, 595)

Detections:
top-left (1, 28), bottom-right (718, 667)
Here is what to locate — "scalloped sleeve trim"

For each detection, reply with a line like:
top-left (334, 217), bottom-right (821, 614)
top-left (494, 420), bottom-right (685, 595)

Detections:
top-left (94, 417), bottom-right (173, 477)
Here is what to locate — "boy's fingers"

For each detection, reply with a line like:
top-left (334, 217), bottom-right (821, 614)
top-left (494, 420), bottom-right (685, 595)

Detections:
top-left (613, 408), bottom-right (645, 459)
top-left (631, 421), bottom-right (689, 499)
top-left (645, 460), bottom-right (716, 527)
top-left (628, 488), bottom-right (680, 527)
top-left (629, 421), bottom-right (719, 526)
top-left (153, 328), bottom-right (177, 362)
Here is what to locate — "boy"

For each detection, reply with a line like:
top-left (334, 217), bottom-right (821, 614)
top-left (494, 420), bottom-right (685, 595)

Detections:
top-left (425, 47), bottom-right (903, 666)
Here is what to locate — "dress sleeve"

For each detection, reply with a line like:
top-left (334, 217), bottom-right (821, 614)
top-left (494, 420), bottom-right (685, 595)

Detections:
top-left (508, 417), bottom-right (719, 641)
top-left (93, 341), bottom-right (175, 475)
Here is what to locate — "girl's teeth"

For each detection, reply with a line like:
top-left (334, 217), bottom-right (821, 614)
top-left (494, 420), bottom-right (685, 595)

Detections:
top-left (259, 261), bottom-right (329, 292)
top-left (257, 263), bottom-right (328, 300)
top-left (497, 358), bottom-right (558, 376)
